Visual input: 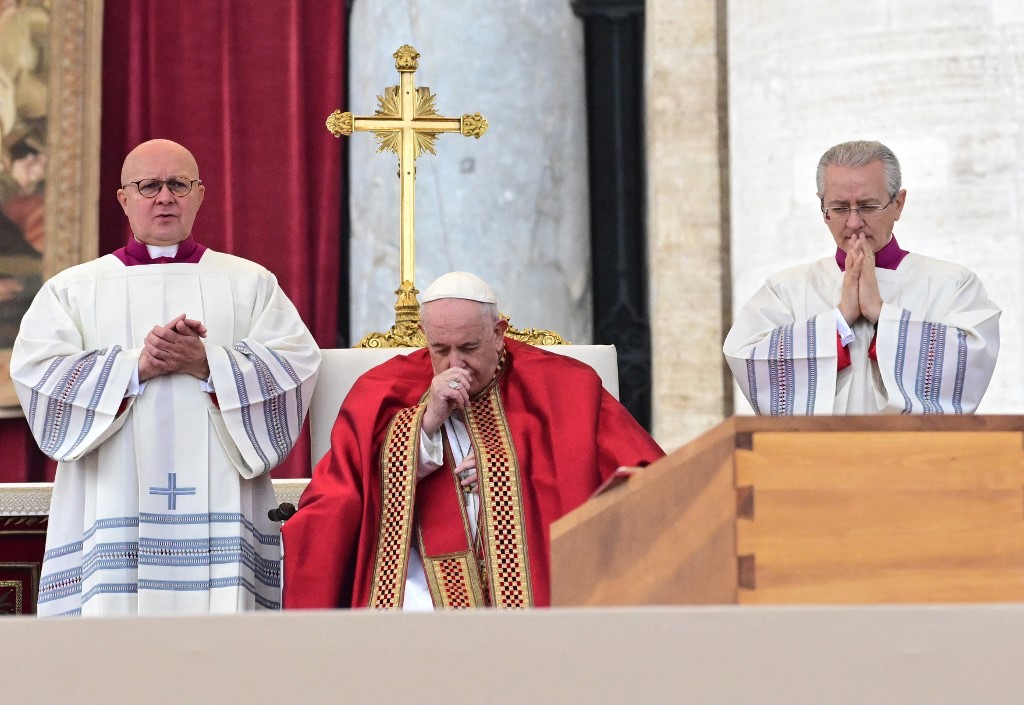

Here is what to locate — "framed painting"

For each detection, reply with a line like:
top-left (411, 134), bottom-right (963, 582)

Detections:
top-left (0, 0), bottom-right (102, 415)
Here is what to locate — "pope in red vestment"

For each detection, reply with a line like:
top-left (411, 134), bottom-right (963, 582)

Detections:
top-left (283, 273), bottom-right (664, 609)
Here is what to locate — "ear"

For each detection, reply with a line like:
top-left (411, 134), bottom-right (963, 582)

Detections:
top-left (495, 317), bottom-right (509, 338)
top-left (893, 188), bottom-right (907, 221)
top-left (117, 188), bottom-right (129, 213)
top-left (194, 182), bottom-right (205, 209)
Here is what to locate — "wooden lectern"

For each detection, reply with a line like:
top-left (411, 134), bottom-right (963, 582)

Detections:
top-left (550, 415), bottom-right (1024, 606)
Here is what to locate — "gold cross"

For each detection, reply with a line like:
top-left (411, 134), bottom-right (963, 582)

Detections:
top-left (326, 45), bottom-right (488, 347)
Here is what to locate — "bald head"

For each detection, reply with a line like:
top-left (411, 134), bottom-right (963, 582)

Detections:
top-left (117, 139), bottom-right (205, 246)
top-left (120, 139), bottom-right (199, 184)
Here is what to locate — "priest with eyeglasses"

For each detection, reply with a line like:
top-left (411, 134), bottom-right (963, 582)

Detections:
top-left (724, 139), bottom-right (1000, 415)
top-left (10, 139), bottom-right (321, 616)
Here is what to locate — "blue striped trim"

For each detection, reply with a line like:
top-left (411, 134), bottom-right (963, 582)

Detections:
top-left (235, 343), bottom-right (293, 465)
top-left (767, 325), bottom-right (796, 415)
top-left (38, 566), bottom-right (82, 603)
top-left (226, 345), bottom-right (272, 472)
top-left (139, 536), bottom-right (280, 587)
top-left (43, 540), bottom-right (83, 561)
top-left (915, 322), bottom-right (946, 414)
top-left (139, 512), bottom-right (279, 546)
top-left (82, 557), bottom-right (139, 582)
top-left (82, 541), bottom-right (139, 580)
top-left (40, 353), bottom-right (99, 457)
top-left (783, 327), bottom-right (795, 415)
top-left (139, 577), bottom-right (280, 609)
top-left (28, 357), bottom-right (64, 427)
top-left (266, 346), bottom-right (304, 440)
top-left (255, 593), bottom-right (281, 610)
top-left (63, 346), bottom-right (123, 459)
top-left (893, 310), bottom-right (914, 414)
top-left (82, 516), bottom-right (140, 543)
top-left (805, 317), bottom-right (817, 415)
top-left (951, 328), bottom-right (968, 414)
top-left (767, 328), bottom-right (782, 414)
top-left (39, 566), bottom-right (81, 590)
top-left (745, 353), bottom-right (761, 415)
top-left (81, 582), bottom-right (139, 604)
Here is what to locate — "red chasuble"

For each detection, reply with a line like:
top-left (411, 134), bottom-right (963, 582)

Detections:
top-left (283, 338), bottom-right (664, 608)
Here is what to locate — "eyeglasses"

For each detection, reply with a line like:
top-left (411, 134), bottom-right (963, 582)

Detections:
top-left (822, 194), bottom-right (896, 222)
top-left (122, 178), bottom-right (202, 198)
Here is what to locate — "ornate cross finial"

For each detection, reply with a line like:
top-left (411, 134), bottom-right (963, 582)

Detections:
top-left (326, 46), bottom-right (489, 347)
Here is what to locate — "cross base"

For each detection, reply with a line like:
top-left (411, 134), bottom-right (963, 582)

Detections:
top-left (356, 281), bottom-right (426, 348)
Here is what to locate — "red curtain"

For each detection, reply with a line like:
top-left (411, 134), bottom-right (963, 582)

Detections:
top-left (0, 1), bottom-right (346, 481)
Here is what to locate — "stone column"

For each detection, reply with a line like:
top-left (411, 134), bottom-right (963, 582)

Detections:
top-left (646, 0), bottom-right (729, 451)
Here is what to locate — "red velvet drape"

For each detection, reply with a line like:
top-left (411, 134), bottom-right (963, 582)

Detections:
top-left (0, 1), bottom-right (346, 481)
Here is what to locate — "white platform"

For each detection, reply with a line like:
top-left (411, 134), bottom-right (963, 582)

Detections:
top-left (2, 605), bottom-right (1023, 704)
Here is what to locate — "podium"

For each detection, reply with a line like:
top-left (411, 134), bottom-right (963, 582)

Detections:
top-left (551, 415), bottom-right (1024, 606)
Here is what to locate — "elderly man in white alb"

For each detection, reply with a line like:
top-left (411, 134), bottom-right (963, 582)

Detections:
top-left (11, 139), bottom-right (321, 616)
top-left (724, 140), bottom-right (1000, 415)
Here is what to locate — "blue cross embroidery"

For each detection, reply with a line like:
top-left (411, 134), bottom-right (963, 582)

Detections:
top-left (149, 473), bottom-right (197, 510)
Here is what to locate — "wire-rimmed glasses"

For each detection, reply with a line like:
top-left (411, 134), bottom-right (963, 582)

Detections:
top-left (122, 178), bottom-right (202, 198)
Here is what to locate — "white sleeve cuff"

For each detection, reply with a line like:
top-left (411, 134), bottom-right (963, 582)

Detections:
top-left (835, 309), bottom-right (855, 347)
top-left (127, 364), bottom-right (146, 398)
top-left (417, 427), bottom-right (444, 481)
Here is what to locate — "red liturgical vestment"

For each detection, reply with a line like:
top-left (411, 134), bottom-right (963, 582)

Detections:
top-left (283, 339), bottom-right (664, 608)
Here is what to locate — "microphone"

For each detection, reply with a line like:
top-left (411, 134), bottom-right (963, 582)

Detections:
top-left (268, 502), bottom-right (297, 522)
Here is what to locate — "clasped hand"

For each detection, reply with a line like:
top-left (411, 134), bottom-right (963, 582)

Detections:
top-left (839, 233), bottom-right (883, 326)
top-left (422, 366), bottom-right (474, 436)
top-left (138, 313), bottom-right (210, 382)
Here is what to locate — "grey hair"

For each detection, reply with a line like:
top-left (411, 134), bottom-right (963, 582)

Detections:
top-left (480, 302), bottom-right (499, 323)
top-left (420, 300), bottom-right (500, 327)
top-left (816, 140), bottom-right (901, 198)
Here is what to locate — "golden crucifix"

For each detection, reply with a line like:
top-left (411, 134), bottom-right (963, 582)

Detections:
top-left (326, 45), bottom-right (488, 347)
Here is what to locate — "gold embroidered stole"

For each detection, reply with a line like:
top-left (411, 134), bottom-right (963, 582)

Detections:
top-left (367, 405), bottom-right (423, 609)
top-left (369, 382), bottom-right (533, 609)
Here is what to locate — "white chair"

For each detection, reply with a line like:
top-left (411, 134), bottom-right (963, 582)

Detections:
top-left (308, 345), bottom-right (620, 468)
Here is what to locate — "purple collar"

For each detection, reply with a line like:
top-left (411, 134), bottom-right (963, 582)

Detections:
top-left (113, 236), bottom-right (207, 266)
top-left (836, 234), bottom-right (908, 272)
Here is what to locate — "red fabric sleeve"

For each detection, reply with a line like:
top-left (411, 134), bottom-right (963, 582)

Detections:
top-left (836, 332), bottom-right (852, 371)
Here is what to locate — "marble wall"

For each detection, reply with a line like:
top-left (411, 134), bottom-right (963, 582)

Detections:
top-left (347, 1), bottom-right (591, 344)
top-left (646, 0), bottom-right (728, 450)
top-left (727, 2), bottom-right (1024, 414)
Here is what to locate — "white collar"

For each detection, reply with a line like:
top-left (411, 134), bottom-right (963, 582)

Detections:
top-left (145, 243), bottom-right (179, 258)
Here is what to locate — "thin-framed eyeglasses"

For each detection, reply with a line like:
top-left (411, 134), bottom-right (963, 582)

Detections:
top-left (122, 178), bottom-right (202, 198)
top-left (822, 193), bottom-right (896, 222)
